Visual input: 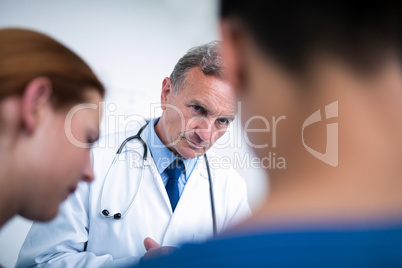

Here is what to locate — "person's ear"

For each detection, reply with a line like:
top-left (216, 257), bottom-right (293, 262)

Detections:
top-left (21, 77), bottom-right (52, 134)
top-left (161, 77), bottom-right (173, 111)
top-left (220, 19), bottom-right (246, 92)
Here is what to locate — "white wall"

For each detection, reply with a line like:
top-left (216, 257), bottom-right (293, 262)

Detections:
top-left (0, 1), bottom-right (267, 267)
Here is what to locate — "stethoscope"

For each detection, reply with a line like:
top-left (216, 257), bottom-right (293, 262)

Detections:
top-left (99, 121), bottom-right (217, 237)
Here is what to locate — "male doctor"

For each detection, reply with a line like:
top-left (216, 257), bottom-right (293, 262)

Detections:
top-left (17, 41), bottom-right (251, 267)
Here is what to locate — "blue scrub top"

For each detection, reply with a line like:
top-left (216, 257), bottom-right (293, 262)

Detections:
top-left (138, 221), bottom-right (402, 267)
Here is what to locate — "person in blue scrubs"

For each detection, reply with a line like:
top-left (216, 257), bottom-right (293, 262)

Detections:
top-left (139, 1), bottom-right (402, 267)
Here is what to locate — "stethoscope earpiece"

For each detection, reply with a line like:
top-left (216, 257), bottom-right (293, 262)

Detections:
top-left (102, 209), bottom-right (121, 219)
top-left (102, 209), bottom-right (109, 216)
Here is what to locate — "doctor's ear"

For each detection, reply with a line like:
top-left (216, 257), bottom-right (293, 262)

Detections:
top-left (161, 77), bottom-right (173, 111)
top-left (21, 77), bottom-right (53, 134)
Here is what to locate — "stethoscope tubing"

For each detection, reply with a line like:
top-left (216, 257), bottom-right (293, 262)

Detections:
top-left (99, 120), bottom-right (217, 236)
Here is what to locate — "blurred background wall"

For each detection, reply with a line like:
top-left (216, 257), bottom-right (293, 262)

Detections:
top-left (0, 1), bottom-right (267, 267)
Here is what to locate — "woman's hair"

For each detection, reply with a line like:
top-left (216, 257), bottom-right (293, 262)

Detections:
top-left (0, 28), bottom-right (105, 107)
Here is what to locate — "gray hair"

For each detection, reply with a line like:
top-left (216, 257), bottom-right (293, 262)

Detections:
top-left (170, 41), bottom-right (224, 94)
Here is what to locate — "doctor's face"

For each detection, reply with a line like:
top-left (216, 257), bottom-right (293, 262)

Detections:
top-left (158, 66), bottom-right (236, 159)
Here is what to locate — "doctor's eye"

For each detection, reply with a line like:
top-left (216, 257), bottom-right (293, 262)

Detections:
top-left (217, 118), bottom-right (230, 125)
top-left (192, 105), bottom-right (206, 115)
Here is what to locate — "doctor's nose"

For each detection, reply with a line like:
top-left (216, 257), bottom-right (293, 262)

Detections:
top-left (81, 152), bottom-right (95, 183)
top-left (194, 118), bottom-right (213, 142)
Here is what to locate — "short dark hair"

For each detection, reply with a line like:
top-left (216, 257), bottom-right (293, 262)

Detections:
top-left (220, 1), bottom-right (402, 74)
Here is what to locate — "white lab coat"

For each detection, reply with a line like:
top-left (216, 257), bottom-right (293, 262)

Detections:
top-left (17, 126), bottom-right (251, 268)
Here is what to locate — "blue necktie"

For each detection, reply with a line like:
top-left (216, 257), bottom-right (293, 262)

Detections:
top-left (165, 159), bottom-right (184, 212)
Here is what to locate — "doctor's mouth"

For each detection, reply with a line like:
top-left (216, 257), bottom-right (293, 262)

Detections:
top-left (184, 138), bottom-right (207, 150)
top-left (183, 134), bottom-right (210, 150)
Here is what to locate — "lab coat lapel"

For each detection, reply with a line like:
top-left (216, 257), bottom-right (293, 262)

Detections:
top-left (176, 157), bottom-right (209, 212)
top-left (140, 130), bottom-right (173, 213)
top-left (161, 156), bottom-right (212, 246)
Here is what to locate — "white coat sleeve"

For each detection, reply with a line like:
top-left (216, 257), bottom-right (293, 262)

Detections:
top-left (15, 182), bottom-right (141, 268)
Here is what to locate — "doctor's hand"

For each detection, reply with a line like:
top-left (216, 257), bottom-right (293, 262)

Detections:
top-left (142, 237), bottom-right (178, 260)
